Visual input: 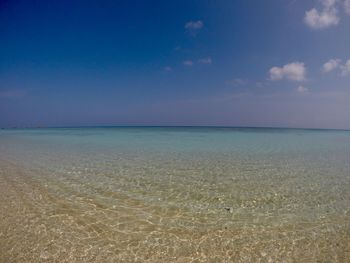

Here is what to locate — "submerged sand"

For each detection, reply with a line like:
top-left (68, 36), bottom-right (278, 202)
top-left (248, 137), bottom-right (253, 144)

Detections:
top-left (1, 157), bottom-right (350, 262)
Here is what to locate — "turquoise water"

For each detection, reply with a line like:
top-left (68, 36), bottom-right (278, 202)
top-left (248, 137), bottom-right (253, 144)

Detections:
top-left (1, 127), bottom-right (350, 262)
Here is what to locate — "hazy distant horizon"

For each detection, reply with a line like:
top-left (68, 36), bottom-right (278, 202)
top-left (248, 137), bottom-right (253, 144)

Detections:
top-left (2, 124), bottom-right (350, 132)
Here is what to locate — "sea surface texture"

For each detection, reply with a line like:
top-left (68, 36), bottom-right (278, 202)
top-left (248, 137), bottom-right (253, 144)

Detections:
top-left (0, 127), bottom-right (350, 262)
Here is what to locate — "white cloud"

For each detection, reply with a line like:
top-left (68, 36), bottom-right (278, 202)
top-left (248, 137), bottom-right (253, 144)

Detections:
top-left (344, 0), bottom-right (350, 13)
top-left (322, 58), bottom-right (350, 76)
top-left (183, 60), bottom-right (194, 66)
top-left (225, 78), bottom-right (247, 86)
top-left (340, 59), bottom-right (350, 76)
top-left (322, 0), bottom-right (338, 8)
top-left (198, 57), bottom-right (212, 64)
top-left (185, 20), bottom-right (203, 30)
top-left (304, 0), bottom-right (340, 29)
top-left (322, 58), bottom-right (341, 72)
top-left (163, 66), bottom-right (173, 72)
top-left (297, 85), bottom-right (309, 93)
top-left (304, 8), bottom-right (339, 29)
top-left (185, 20), bottom-right (203, 36)
top-left (269, 62), bottom-right (306, 81)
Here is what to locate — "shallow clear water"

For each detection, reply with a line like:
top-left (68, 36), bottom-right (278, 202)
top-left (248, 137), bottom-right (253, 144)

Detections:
top-left (0, 127), bottom-right (350, 262)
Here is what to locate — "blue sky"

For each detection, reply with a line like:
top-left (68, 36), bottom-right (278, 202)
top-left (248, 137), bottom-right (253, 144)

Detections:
top-left (1, 0), bottom-right (350, 129)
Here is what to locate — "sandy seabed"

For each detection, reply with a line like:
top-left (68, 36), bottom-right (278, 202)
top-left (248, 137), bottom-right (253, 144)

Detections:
top-left (1, 157), bottom-right (350, 263)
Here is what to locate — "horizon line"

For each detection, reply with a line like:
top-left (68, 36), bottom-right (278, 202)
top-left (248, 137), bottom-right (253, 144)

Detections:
top-left (1, 125), bottom-right (350, 132)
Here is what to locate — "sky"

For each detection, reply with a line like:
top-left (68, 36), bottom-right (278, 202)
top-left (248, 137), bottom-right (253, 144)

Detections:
top-left (0, 0), bottom-right (350, 129)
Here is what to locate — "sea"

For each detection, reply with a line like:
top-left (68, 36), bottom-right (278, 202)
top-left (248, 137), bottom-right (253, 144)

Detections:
top-left (0, 127), bottom-right (350, 262)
